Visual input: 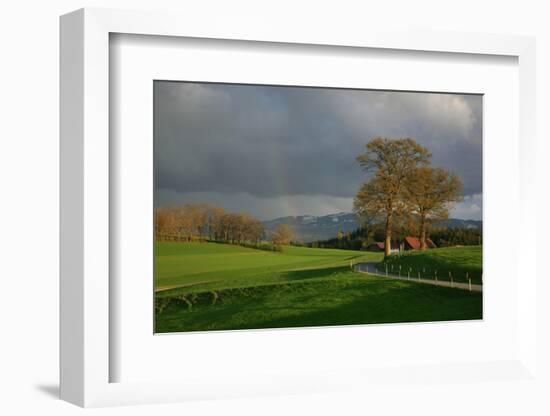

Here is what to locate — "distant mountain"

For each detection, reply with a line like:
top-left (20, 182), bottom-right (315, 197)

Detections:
top-left (262, 212), bottom-right (358, 243)
top-left (262, 212), bottom-right (482, 243)
top-left (433, 218), bottom-right (483, 230)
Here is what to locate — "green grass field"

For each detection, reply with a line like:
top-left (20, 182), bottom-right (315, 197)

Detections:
top-left (155, 242), bottom-right (380, 294)
top-left (376, 246), bottom-right (483, 284)
top-left (155, 242), bottom-right (482, 332)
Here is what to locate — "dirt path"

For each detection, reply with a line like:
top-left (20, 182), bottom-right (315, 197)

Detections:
top-left (354, 262), bottom-right (482, 292)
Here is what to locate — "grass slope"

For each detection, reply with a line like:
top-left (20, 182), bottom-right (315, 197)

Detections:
top-left (155, 242), bottom-right (482, 333)
top-left (377, 246), bottom-right (483, 284)
top-left (156, 270), bottom-right (482, 332)
top-left (156, 242), bottom-right (381, 294)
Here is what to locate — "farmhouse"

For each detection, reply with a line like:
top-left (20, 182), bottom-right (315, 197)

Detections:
top-left (402, 236), bottom-right (437, 250)
top-left (365, 242), bottom-right (384, 252)
top-left (365, 241), bottom-right (400, 253)
top-left (365, 236), bottom-right (437, 252)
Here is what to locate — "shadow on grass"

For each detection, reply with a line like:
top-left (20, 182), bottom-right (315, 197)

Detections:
top-left (156, 277), bottom-right (482, 333)
top-left (157, 265), bottom-right (353, 298)
top-left (278, 265), bottom-right (350, 282)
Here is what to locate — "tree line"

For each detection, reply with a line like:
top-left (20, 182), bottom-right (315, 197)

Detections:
top-left (155, 204), bottom-right (264, 244)
top-left (300, 224), bottom-right (481, 251)
top-left (429, 227), bottom-right (482, 247)
top-left (155, 203), bottom-right (295, 248)
top-left (353, 137), bottom-right (464, 256)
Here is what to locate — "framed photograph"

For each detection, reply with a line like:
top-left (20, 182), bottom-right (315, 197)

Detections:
top-left (60, 8), bottom-right (538, 408)
top-left (152, 81), bottom-right (483, 334)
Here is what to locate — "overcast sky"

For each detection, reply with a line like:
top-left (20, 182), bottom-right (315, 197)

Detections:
top-left (154, 81), bottom-right (482, 221)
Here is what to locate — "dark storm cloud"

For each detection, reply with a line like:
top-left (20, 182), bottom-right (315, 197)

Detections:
top-left (154, 82), bottom-right (482, 201)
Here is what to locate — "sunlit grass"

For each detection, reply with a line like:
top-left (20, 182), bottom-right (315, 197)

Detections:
top-left (154, 242), bottom-right (482, 332)
top-left (378, 246), bottom-right (482, 283)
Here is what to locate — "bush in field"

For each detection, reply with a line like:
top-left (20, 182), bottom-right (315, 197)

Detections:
top-left (271, 224), bottom-right (295, 245)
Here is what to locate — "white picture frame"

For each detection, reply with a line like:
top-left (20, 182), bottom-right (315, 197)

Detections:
top-left (60, 8), bottom-right (538, 408)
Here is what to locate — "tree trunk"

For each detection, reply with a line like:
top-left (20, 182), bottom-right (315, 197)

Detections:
top-left (419, 214), bottom-right (427, 250)
top-left (385, 213), bottom-right (393, 257)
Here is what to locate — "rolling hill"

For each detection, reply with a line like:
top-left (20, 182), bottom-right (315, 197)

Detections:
top-left (155, 242), bottom-right (482, 332)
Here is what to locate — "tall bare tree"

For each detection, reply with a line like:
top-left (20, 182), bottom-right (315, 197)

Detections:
top-left (245, 217), bottom-right (265, 244)
top-left (174, 206), bottom-right (196, 241)
top-left (405, 167), bottom-right (463, 250)
top-left (155, 207), bottom-right (178, 241)
top-left (203, 205), bottom-right (226, 241)
top-left (355, 138), bottom-right (431, 257)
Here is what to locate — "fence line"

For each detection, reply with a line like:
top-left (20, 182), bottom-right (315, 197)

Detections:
top-left (353, 262), bottom-right (482, 292)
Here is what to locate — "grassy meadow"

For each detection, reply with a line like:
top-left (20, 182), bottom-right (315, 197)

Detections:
top-left (377, 246), bottom-right (483, 284)
top-left (155, 242), bottom-right (483, 333)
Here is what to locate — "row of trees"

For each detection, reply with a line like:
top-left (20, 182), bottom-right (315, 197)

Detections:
top-left (155, 204), bottom-right (264, 244)
top-left (155, 203), bottom-right (296, 247)
top-left (354, 137), bottom-right (463, 256)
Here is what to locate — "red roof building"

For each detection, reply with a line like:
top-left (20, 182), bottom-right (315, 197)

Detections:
top-left (365, 236), bottom-right (437, 252)
top-left (403, 236), bottom-right (436, 250)
top-left (365, 241), bottom-right (400, 252)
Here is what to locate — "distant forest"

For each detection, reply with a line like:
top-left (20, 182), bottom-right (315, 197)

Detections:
top-left (297, 225), bottom-right (482, 250)
top-left (155, 203), bottom-right (293, 252)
